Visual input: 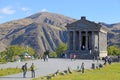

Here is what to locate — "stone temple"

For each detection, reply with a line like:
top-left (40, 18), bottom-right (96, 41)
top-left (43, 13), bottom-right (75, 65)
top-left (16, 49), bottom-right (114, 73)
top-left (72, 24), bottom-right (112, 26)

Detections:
top-left (65, 17), bottom-right (108, 59)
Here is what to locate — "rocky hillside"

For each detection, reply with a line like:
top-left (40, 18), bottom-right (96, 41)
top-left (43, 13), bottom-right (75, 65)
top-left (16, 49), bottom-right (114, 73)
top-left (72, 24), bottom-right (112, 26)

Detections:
top-left (103, 23), bottom-right (120, 47)
top-left (0, 12), bottom-right (120, 55)
top-left (0, 12), bottom-right (75, 54)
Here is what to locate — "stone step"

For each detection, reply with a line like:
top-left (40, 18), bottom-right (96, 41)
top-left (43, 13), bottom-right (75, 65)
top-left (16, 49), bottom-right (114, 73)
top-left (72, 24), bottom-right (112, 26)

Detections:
top-left (76, 54), bottom-right (94, 59)
top-left (70, 52), bottom-right (94, 59)
top-left (69, 50), bottom-right (97, 59)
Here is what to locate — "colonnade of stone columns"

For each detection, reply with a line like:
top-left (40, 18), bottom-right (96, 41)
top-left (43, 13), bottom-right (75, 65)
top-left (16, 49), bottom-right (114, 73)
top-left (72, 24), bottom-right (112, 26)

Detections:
top-left (68, 31), bottom-right (99, 52)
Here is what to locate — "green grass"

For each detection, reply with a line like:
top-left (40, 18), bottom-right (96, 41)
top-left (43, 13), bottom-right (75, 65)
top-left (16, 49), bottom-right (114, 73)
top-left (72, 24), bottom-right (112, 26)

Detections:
top-left (0, 68), bottom-right (22, 76)
top-left (0, 67), bottom-right (31, 77)
top-left (33, 63), bottom-right (120, 80)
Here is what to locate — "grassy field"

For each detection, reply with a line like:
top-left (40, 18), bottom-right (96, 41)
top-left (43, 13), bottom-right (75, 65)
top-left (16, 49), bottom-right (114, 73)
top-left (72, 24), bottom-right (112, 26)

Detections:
top-left (0, 68), bottom-right (22, 76)
top-left (33, 63), bottom-right (120, 80)
top-left (0, 67), bottom-right (31, 77)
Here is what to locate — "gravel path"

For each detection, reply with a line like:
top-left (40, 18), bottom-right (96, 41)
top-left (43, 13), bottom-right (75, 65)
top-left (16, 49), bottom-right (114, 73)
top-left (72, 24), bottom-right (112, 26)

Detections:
top-left (0, 58), bottom-right (104, 80)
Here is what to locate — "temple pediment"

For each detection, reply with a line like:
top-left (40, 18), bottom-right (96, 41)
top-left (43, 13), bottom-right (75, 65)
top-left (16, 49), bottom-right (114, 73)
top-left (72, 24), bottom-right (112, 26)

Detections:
top-left (66, 16), bottom-right (102, 31)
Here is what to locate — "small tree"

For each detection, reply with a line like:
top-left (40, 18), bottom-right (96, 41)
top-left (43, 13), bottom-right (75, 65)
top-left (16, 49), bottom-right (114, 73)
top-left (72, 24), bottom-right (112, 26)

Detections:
top-left (0, 51), bottom-right (7, 63)
top-left (49, 52), bottom-right (57, 58)
top-left (0, 45), bottom-right (36, 62)
top-left (56, 42), bottom-right (68, 57)
top-left (108, 45), bottom-right (120, 56)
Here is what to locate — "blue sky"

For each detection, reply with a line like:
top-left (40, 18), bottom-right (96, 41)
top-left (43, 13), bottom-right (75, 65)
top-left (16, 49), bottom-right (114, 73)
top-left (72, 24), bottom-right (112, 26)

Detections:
top-left (0, 0), bottom-right (120, 24)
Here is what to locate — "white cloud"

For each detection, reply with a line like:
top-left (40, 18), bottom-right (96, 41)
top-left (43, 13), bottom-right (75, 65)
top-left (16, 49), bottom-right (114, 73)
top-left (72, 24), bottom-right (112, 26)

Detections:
top-left (0, 7), bottom-right (15, 15)
top-left (21, 7), bottom-right (30, 12)
top-left (21, 7), bottom-right (31, 15)
top-left (41, 8), bottom-right (48, 12)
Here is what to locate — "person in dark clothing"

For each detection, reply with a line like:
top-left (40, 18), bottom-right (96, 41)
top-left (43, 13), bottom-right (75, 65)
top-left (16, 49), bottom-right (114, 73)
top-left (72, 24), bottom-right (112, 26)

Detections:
top-left (81, 62), bottom-right (85, 73)
top-left (118, 55), bottom-right (120, 62)
top-left (30, 63), bottom-right (35, 78)
top-left (70, 54), bottom-right (73, 61)
top-left (22, 63), bottom-right (27, 78)
top-left (108, 57), bottom-right (112, 64)
top-left (104, 56), bottom-right (107, 65)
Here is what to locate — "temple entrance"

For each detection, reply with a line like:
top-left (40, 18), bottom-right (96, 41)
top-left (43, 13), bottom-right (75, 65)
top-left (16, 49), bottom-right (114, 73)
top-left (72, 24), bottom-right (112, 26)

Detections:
top-left (81, 36), bottom-right (85, 50)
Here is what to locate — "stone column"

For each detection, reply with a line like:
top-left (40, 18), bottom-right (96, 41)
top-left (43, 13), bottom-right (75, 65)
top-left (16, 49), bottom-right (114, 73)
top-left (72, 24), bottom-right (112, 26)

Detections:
top-left (98, 31), bottom-right (99, 52)
top-left (79, 31), bottom-right (81, 51)
top-left (92, 31), bottom-right (95, 50)
top-left (68, 31), bottom-right (70, 51)
top-left (98, 31), bottom-right (99, 57)
top-left (85, 31), bottom-right (88, 50)
top-left (73, 31), bottom-right (76, 51)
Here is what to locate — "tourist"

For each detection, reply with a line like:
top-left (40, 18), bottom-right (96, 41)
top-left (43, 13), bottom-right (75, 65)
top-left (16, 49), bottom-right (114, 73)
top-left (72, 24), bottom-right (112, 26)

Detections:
top-left (74, 54), bottom-right (76, 60)
top-left (70, 54), bottom-right (73, 61)
top-left (104, 56), bottom-right (108, 65)
top-left (108, 57), bottom-right (112, 64)
top-left (118, 55), bottom-right (120, 62)
top-left (46, 55), bottom-right (49, 61)
top-left (43, 54), bottom-right (46, 61)
top-left (82, 45), bottom-right (85, 50)
top-left (64, 53), bottom-right (67, 59)
top-left (81, 62), bottom-right (85, 73)
top-left (39, 54), bottom-right (43, 60)
top-left (30, 63), bottom-right (35, 78)
top-left (22, 63), bottom-right (27, 78)
top-left (89, 49), bottom-right (92, 54)
top-left (93, 56), bottom-right (95, 62)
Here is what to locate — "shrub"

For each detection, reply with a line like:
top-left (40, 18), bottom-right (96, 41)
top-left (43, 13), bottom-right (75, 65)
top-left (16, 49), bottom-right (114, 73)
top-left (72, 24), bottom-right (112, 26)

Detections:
top-left (56, 42), bottom-right (68, 57)
top-left (49, 52), bottom-right (57, 58)
top-left (108, 45), bottom-right (120, 56)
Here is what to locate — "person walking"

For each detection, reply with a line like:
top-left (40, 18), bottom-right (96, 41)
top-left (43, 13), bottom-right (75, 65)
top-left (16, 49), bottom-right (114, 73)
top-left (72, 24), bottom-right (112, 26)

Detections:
top-left (22, 63), bottom-right (27, 78)
top-left (46, 55), bottom-right (49, 61)
top-left (73, 54), bottom-right (76, 60)
top-left (81, 62), bottom-right (85, 73)
top-left (30, 63), bottom-right (35, 78)
top-left (70, 54), bottom-right (73, 61)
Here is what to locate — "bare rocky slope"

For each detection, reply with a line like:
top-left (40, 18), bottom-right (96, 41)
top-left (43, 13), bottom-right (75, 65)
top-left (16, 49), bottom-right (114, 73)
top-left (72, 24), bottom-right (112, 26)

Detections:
top-left (0, 12), bottom-right (120, 55)
top-left (0, 12), bottom-right (75, 54)
top-left (101, 23), bottom-right (120, 47)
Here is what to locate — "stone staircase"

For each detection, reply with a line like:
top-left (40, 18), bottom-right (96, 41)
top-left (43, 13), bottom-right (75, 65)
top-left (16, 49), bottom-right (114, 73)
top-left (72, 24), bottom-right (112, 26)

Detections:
top-left (71, 50), bottom-right (95, 59)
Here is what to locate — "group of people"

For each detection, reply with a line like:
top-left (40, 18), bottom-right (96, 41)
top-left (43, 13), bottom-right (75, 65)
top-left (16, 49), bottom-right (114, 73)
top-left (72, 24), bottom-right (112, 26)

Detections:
top-left (43, 55), bottom-right (49, 61)
top-left (70, 54), bottom-right (77, 61)
top-left (77, 62), bottom-right (85, 73)
top-left (22, 63), bottom-right (35, 78)
top-left (38, 54), bottom-right (49, 61)
top-left (104, 56), bottom-right (112, 65)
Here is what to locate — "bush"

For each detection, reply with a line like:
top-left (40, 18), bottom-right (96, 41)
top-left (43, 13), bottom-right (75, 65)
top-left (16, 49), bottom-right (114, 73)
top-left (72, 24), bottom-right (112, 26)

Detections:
top-left (0, 59), bottom-right (7, 64)
top-left (0, 45), bottom-right (36, 62)
top-left (56, 42), bottom-right (68, 56)
top-left (49, 52), bottom-right (57, 58)
top-left (108, 46), bottom-right (120, 56)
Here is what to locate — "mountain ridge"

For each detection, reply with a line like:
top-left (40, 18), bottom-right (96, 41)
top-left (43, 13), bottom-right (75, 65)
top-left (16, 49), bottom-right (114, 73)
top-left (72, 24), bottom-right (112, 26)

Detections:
top-left (0, 12), bottom-right (76, 54)
top-left (0, 12), bottom-right (120, 54)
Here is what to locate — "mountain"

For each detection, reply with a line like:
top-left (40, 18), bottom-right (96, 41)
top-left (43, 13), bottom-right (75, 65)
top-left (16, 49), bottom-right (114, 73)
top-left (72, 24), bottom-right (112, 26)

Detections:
top-left (0, 12), bottom-right (76, 54)
top-left (103, 22), bottom-right (120, 47)
top-left (0, 12), bottom-right (120, 55)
